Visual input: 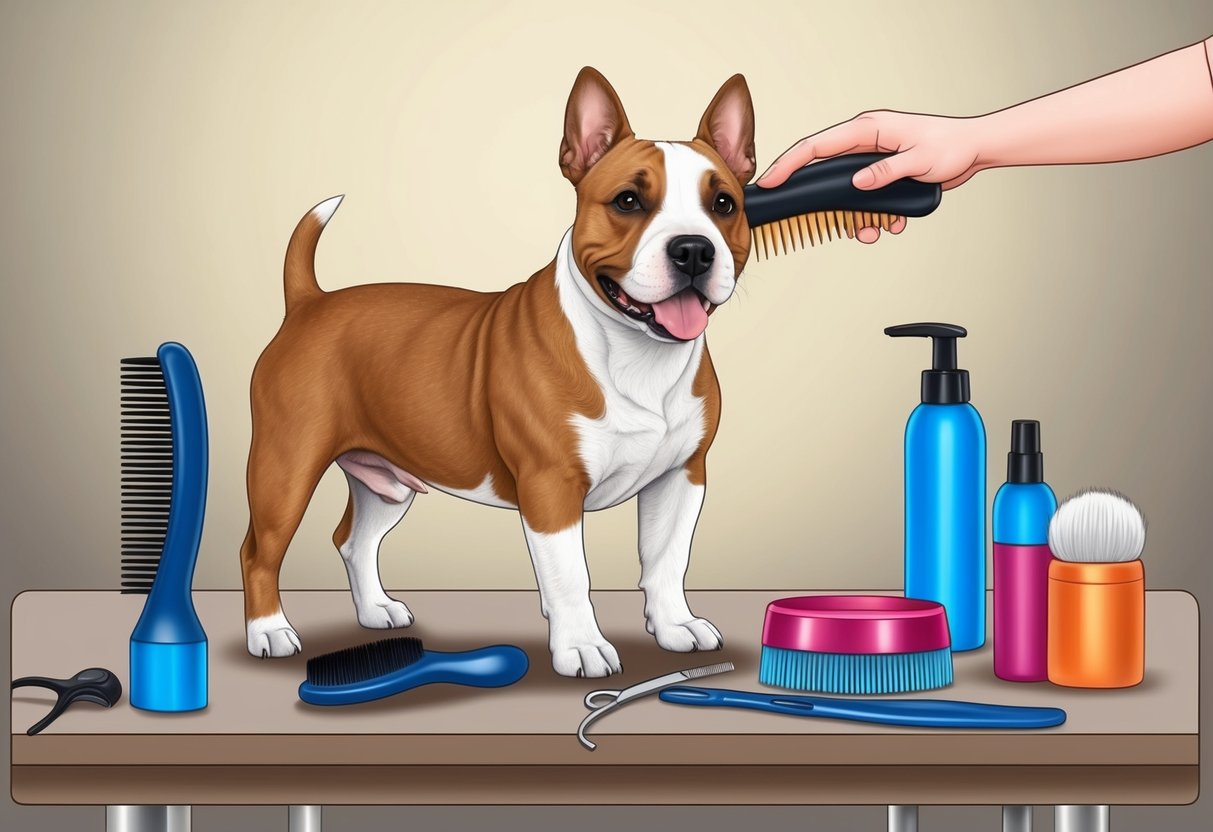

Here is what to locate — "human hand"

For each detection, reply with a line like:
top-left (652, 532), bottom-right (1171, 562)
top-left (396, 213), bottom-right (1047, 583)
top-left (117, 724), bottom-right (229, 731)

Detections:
top-left (755, 111), bottom-right (986, 243)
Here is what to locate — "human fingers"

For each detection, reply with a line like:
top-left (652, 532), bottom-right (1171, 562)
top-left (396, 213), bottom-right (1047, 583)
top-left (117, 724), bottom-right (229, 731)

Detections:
top-left (855, 215), bottom-right (907, 244)
top-left (851, 150), bottom-right (931, 190)
top-left (755, 115), bottom-right (885, 188)
top-left (856, 226), bottom-right (881, 244)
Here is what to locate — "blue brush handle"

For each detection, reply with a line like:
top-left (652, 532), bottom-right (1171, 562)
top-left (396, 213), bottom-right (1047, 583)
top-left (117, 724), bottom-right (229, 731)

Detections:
top-left (298, 645), bottom-right (530, 706)
top-left (130, 342), bottom-right (209, 713)
top-left (659, 686), bottom-right (1066, 729)
top-left (133, 343), bottom-right (208, 640)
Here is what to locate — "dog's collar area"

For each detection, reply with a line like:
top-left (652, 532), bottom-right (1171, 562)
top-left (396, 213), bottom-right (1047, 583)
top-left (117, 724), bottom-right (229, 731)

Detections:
top-left (596, 275), bottom-right (702, 342)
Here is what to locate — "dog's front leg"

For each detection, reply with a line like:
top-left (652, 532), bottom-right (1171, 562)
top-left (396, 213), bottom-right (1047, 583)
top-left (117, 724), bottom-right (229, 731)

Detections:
top-left (518, 477), bottom-right (621, 678)
top-left (637, 467), bottom-right (723, 652)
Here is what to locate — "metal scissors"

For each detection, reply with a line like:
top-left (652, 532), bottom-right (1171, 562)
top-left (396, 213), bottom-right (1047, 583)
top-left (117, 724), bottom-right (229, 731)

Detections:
top-left (577, 660), bottom-right (734, 751)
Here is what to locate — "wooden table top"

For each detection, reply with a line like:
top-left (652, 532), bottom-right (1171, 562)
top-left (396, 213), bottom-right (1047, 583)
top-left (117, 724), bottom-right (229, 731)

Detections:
top-left (9, 589), bottom-right (1199, 806)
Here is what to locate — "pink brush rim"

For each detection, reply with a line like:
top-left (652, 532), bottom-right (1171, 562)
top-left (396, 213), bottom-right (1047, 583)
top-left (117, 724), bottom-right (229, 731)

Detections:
top-left (762, 595), bottom-right (952, 655)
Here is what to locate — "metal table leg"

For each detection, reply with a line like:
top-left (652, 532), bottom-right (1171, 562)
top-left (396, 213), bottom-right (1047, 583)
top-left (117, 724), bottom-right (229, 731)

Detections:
top-left (1003, 805), bottom-right (1032, 832)
top-left (888, 805), bottom-right (918, 832)
top-left (289, 805), bottom-right (322, 832)
top-left (1055, 805), bottom-right (1109, 832)
top-left (106, 806), bottom-right (191, 832)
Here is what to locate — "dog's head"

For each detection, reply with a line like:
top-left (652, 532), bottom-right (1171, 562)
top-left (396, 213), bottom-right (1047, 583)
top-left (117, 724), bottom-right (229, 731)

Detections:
top-left (559, 67), bottom-right (754, 343)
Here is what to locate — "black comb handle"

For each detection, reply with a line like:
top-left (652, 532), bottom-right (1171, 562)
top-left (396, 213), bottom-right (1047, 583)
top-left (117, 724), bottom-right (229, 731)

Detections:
top-left (743, 153), bottom-right (942, 226)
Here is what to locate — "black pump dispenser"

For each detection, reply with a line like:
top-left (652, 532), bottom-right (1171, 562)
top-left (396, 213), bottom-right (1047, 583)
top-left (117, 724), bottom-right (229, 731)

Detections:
top-left (884, 323), bottom-right (971, 404)
top-left (1007, 419), bottom-right (1044, 483)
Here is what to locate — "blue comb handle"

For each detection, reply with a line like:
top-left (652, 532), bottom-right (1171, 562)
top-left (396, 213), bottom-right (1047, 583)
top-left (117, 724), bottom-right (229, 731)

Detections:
top-left (298, 645), bottom-right (530, 706)
top-left (129, 342), bottom-right (208, 713)
top-left (659, 686), bottom-right (1066, 729)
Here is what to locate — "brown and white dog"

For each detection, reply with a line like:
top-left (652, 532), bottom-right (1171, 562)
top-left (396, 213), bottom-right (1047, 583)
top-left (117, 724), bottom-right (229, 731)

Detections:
top-left (241, 67), bottom-right (755, 677)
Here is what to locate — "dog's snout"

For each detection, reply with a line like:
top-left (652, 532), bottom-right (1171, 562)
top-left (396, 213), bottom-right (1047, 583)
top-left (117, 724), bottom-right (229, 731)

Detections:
top-left (666, 235), bottom-right (715, 278)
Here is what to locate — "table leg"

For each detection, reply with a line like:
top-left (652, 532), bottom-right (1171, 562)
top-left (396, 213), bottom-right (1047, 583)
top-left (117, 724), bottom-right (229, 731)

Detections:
top-left (888, 805), bottom-right (918, 832)
top-left (289, 805), bottom-right (322, 832)
top-left (1055, 805), bottom-right (1109, 832)
top-left (106, 806), bottom-right (191, 832)
top-left (1003, 805), bottom-right (1032, 832)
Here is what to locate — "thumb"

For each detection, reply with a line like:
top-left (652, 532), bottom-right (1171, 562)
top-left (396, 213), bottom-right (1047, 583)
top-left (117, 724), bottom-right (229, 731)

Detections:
top-left (852, 151), bottom-right (928, 190)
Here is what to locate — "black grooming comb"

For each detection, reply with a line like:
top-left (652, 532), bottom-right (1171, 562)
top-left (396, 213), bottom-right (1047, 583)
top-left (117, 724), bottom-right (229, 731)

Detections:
top-left (743, 152), bottom-right (942, 259)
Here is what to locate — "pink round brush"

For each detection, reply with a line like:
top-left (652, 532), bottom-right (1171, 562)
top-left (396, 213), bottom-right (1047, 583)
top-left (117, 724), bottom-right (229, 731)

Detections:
top-left (760, 595), bottom-right (954, 694)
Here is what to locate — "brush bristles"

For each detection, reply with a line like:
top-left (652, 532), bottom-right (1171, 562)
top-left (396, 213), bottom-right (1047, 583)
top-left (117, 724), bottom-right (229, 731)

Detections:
top-left (760, 645), bottom-right (953, 694)
top-left (1048, 488), bottom-right (1146, 563)
top-left (305, 636), bottom-right (426, 687)
top-left (751, 211), bottom-right (900, 260)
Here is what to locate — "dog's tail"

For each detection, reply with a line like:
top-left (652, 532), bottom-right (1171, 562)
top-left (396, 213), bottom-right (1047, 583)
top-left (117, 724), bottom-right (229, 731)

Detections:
top-left (283, 195), bottom-right (343, 315)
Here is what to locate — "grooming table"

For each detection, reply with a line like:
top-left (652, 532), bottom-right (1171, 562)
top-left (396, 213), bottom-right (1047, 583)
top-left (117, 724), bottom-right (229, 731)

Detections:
top-left (10, 590), bottom-right (1199, 832)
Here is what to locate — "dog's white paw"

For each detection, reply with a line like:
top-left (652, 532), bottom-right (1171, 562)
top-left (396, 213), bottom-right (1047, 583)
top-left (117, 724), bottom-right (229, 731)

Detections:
top-left (649, 617), bottom-right (724, 652)
top-left (551, 636), bottom-right (623, 678)
top-left (246, 612), bottom-right (302, 658)
top-left (356, 596), bottom-right (414, 630)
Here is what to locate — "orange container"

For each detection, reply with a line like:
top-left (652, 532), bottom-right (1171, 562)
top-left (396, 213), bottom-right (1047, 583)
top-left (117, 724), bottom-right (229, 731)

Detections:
top-left (1047, 559), bottom-right (1144, 688)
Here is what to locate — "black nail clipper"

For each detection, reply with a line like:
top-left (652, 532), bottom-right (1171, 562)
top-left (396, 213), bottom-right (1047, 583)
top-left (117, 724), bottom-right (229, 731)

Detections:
top-left (11, 667), bottom-right (123, 735)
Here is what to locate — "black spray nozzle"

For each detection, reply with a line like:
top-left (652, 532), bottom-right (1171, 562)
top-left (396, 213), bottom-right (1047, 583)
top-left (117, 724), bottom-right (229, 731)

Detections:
top-left (884, 322), bottom-right (970, 404)
top-left (1007, 419), bottom-right (1044, 483)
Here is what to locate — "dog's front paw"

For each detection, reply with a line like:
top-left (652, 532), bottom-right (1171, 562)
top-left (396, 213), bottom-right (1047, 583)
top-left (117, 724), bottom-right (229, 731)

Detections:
top-left (649, 617), bottom-right (724, 653)
top-left (246, 611), bottom-right (302, 658)
top-left (355, 596), bottom-right (414, 630)
top-left (551, 635), bottom-right (623, 678)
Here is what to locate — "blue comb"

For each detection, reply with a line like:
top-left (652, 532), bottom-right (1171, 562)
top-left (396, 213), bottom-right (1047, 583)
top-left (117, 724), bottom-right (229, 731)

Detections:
top-left (122, 342), bottom-right (209, 712)
top-left (660, 686), bottom-right (1066, 729)
top-left (298, 637), bottom-right (529, 706)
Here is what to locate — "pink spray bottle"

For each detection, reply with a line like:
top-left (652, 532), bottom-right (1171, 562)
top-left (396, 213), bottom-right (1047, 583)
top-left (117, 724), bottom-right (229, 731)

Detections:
top-left (993, 420), bottom-right (1057, 682)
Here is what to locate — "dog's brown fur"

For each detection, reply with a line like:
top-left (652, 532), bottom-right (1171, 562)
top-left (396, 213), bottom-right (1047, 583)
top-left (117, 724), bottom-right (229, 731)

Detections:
top-left (240, 67), bottom-right (751, 636)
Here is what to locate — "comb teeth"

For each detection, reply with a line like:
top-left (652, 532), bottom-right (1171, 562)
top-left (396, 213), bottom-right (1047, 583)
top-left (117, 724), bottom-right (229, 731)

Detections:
top-left (688, 659), bottom-right (732, 679)
top-left (120, 355), bottom-right (171, 594)
top-left (682, 661), bottom-right (736, 679)
top-left (751, 211), bottom-right (903, 260)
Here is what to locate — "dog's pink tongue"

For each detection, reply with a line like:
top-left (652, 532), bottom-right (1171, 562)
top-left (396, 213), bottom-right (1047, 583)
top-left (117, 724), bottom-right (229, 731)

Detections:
top-left (652, 289), bottom-right (708, 340)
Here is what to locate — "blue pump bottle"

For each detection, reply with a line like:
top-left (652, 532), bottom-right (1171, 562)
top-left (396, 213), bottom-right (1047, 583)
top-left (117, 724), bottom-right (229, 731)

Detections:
top-left (886, 323), bottom-right (986, 652)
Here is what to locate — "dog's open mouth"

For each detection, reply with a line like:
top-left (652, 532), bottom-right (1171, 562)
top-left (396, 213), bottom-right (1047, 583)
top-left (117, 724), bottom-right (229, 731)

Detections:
top-left (597, 276), bottom-right (712, 341)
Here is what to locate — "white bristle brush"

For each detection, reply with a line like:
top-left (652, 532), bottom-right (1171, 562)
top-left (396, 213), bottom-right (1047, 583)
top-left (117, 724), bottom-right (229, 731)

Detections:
top-left (1047, 489), bottom-right (1147, 563)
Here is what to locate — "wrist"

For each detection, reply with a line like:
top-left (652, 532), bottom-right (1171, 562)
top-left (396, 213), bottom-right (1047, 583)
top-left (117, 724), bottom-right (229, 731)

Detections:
top-left (967, 110), bottom-right (1013, 173)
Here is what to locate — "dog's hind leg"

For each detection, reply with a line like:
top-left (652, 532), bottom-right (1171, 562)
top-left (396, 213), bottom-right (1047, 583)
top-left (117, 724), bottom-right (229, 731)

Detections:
top-left (241, 434), bottom-right (331, 658)
top-left (333, 451), bottom-right (425, 629)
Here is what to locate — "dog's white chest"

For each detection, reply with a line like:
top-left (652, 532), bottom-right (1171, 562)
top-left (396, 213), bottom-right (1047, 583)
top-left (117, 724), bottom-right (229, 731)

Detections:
top-left (573, 378), bottom-right (705, 511)
top-left (553, 227), bottom-right (710, 511)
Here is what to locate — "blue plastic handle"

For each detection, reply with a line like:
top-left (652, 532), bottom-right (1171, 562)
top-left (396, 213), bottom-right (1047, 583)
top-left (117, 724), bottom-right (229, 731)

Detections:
top-left (298, 645), bottom-right (530, 706)
top-left (129, 342), bottom-right (209, 713)
top-left (659, 686), bottom-right (1066, 729)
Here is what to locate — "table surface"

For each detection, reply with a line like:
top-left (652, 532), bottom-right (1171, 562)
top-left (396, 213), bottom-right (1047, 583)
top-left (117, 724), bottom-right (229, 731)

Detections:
top-left (9, 589), bottom-right (1200, 806)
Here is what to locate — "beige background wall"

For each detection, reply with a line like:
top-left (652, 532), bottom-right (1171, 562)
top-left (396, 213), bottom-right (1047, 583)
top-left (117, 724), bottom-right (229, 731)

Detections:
top-left (2, 0), bottom-right (1210, 829)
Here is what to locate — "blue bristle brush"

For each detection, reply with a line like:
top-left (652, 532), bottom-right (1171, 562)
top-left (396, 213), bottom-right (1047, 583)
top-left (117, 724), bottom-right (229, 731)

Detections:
top-left (122, 342), bottom-right (209, 712)
top-left (298, 637), bottom-right (529, 706)
top-left (759, 595), bottom-right (954, 694)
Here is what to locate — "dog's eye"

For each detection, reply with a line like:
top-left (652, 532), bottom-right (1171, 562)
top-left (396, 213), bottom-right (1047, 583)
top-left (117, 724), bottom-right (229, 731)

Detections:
top-left (712, 192), bottom-right (736, 215)
top-left (613, 191), bottom-right (642, 213)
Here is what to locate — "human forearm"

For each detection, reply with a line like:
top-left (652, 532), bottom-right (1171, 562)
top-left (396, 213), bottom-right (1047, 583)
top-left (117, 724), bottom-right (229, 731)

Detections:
top-left (974, 37), bottom-right (1213, 171)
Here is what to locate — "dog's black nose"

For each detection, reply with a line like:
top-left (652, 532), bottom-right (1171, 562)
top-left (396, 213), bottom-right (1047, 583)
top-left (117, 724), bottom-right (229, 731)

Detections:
top-left (667, 235), bottom-right (715, 278)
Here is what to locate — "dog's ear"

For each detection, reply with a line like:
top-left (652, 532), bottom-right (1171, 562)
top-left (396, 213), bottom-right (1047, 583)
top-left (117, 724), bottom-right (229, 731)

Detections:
top-left (696, 74), bottom-right (756, 183)
top-left (560, 67), bottom-right (634, 185)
